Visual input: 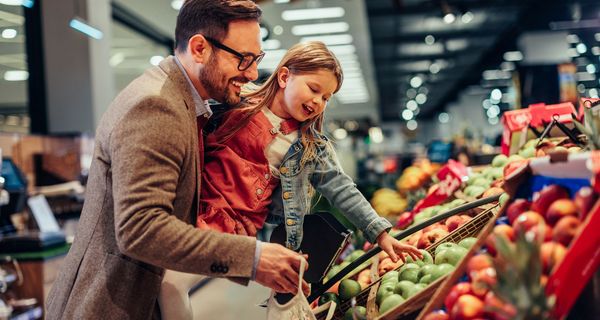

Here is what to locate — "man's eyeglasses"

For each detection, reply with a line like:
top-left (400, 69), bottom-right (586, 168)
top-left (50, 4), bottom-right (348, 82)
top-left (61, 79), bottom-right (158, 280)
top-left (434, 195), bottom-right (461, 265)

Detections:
top-left (204, 36), bottom-right (265, 71)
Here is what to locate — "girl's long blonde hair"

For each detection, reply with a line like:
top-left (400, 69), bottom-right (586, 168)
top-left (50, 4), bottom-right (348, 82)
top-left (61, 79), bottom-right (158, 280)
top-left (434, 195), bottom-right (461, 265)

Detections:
top-left (216, 41), bottom-right (343, 168)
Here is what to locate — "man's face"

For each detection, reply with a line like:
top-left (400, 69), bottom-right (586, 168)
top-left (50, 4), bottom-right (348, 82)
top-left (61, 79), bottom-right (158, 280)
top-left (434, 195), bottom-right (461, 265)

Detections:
top-left (199, 20), bottom-right (262, 105)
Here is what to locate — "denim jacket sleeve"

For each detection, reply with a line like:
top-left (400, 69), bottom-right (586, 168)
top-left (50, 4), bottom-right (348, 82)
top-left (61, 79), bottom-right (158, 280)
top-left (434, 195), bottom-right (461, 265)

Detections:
top-left (310, 142), bottom-right (392, 243)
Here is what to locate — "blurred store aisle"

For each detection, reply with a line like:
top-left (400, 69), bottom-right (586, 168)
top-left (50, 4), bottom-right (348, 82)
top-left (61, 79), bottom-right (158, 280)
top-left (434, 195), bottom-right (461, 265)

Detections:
top-left (190, 278), bottom-right (270, 320)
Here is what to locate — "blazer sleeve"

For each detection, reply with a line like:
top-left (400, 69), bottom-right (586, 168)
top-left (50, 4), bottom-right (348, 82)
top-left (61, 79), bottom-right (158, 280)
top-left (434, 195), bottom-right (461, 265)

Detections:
top-left (109, 96), bottom-right (256, 281)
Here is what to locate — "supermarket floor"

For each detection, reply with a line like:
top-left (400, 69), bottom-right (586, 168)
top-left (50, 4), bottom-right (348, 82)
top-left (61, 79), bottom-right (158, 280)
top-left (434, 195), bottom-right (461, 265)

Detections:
top-left (190, 278), bottom-right (270, 320)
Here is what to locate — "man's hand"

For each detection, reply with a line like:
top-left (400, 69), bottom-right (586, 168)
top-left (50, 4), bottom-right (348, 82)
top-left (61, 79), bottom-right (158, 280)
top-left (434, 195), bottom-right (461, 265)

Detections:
top-left (377, 231), bottom-right (422, 263)
top-left (255, 242), bottom-right (310, 296)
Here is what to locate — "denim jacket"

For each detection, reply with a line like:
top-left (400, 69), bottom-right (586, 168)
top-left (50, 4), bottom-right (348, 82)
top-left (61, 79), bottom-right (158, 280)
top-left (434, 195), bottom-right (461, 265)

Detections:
top-left (267, 136), bottom-right (392, 250)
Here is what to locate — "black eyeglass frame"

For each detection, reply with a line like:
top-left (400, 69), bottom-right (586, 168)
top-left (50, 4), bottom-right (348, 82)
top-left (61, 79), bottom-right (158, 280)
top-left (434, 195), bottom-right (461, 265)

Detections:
top-left (204, 36), bottom-right (265, 71)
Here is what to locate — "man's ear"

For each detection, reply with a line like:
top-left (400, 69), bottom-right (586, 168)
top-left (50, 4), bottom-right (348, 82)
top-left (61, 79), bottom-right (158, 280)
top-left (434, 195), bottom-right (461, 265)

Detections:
top-left (188, 35), bottom-right (211, 64)
top-left (277, 67), bottom-right (290, 88)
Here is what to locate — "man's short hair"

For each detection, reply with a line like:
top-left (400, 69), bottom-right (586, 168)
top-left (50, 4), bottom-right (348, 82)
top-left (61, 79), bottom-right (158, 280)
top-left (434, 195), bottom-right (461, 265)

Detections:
top-left (175, 0), bottom-right (262, 52)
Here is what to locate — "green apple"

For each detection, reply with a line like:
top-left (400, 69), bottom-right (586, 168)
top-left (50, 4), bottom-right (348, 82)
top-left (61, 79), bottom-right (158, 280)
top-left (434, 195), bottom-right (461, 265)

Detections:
top-left (338, 279), bottom-right (362, 300)
top-left (405, 249), bottom-right (433, 266)
top-left (399, 266), bottom-right (420, 283)
top-left (434, 243), bottom-right (456, 256)
top-left (394, 280), bottom-right (418, 299)
top-left (419, 274), bottom-right (433, 284)
top-left (431, 263), bottom-right (455, 280)
top-left (381, 270), bottom-right (400, 284)
top-left (379, 294), bottom-right (405, 314)
top-left (507, 154), bottom-right (524, 163)
top-left (448, 198), bottom-right (467, 209)
top-left (345, 250), bottom-right (365, 263)
top-left (319, 292), bottom-right (340, 306)
top-left (415, 283), bottom-right (427, 291)
top-left (458, 237), bottom-right (477, 249)
top-left (418, 264), bottom-right (437, 279)
top-left (376, 282), bottom-right (396, 305)
top-left (518, 147), bottom-right (536, 159)
top-left (344, 306), bottom-right (366, 320)
top-left (324, 265), bottom-right (341, 282)
top-left (464, 185), bottom-right (486, 198)
top-left (434, 246), bottom-right (468, 266)
top-left (499, 193), bottom-right (510, 206)
top-left (492, 154), bottom-right (509, 168)
top-left (398, 262), bottom-right (420, 273)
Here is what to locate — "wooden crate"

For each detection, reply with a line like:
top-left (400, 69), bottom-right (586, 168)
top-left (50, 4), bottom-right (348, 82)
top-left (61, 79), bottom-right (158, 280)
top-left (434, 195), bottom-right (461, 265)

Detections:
top-left (318, 204), bottom-right (499, 320)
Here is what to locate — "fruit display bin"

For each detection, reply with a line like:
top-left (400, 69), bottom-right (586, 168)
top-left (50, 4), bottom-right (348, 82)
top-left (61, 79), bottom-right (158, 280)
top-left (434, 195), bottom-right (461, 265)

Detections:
top-left (315, 202), bottom-right (500, 320)
top-left (417, 152), bottom-right (600, 320)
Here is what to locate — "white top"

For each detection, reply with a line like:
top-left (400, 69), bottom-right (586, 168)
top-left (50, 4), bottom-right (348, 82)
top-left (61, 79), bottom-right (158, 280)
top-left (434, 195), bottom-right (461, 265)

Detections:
top-left (262, 107), bottom-right (299, 176)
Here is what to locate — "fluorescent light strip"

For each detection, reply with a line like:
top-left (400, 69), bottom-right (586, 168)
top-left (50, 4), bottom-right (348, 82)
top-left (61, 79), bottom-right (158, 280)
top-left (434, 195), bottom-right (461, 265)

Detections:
top-left (301, 34), bottom-right (353, 46)
top-left (4, 70), bottom-right (28, 81)
top-left (262, 39), bottom-right (281, 50)
top-left (69, 18), bottom-right (103, 40)
top-left (282, 7), bottom-right (345, 21)
top-left (328, 44), bottom-right (356, 56)
top-left (291, 22), bottom-right (349, 36)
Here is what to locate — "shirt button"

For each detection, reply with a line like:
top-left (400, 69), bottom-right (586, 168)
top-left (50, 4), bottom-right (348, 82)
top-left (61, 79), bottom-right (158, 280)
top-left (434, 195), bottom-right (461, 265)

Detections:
top-left (264, 173), bottom-right (270, 180)
top-left (203, 113), bottom-right (210, 118)
top-left (280, 167), bottom-right (289, 174)
top-left (256, 188), bottom-right (264, 195)
top-left (270, 127), bottom-right (278, 134)
top-left (283, 191), bottom-right (292, 199)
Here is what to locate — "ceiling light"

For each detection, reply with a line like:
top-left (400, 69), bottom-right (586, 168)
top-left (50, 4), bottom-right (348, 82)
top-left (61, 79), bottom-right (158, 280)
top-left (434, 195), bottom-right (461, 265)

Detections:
top-left (418, 87), bottom-right (429, 95)
top-left (482, 69), bottom-right (511, 80)
top-left (1, 28), bottom-right (17, 39)
top-left (407, 120), bottom-right (418, 131)
top-left (410, 76), bottom-right (423, 88)
top-left (301, 34), bottom-right (353, 46)
top-left (503, 51), bottom-right (523, 62)
top-left (482, 99), bottom-right (492, 109)
top-left (333, 128), bottom-right (348, 140)
top-left (443, 13), bottom-right (456, 24)
top-left (328, 44), bottom-right (356, 56)
top-left (488, 116), bottom-right (499, 125)
top-left (576, 43), bottom-right (587, 54)
top-left (439, 112), bottom-right (450, 123)
top-left (406, 100), bottom-right (418, 110)
top-left (566, 34), bottom-right (580, 43)
top-left (424, 35), bottom-right (435, 45)
top-left (461, 11), bottom-right (474, 24)
top-left (4, 70), bottom-right (28, 81)
top-left (429, 63), bottom-right (441, 74)
top-left (0, 0), bottom-right (26, 5)
top-left (262, 39), bottom-right (281, 50)
top-left (369, 127), bottom-right (384, 144)
top-left (577, 84), bottom-right (586, 93)
top-left (487, 105), bottom-right (500, 118)
top-left (595, 33), bottom-right (600, 42)
top-left (500, 61), bottom-right (515, 71)
top-left (291, 22), bottom-right (349, 36)
top-left (413, 107), bottom-right (420, 115)
top-left (589, 88), bottom-right (599, 98)
top-left (69, 18), bottom-right (103, 40)
top-left (491, 89), bottom-right (502, 100)
top-left (402, 109), bottom-right (414, 120)
top-left (150, 55), bottom-right (164, 66)
top-left (567, 48), bottom-right (580, 57)
top-left (586, 64), bottom-right (597, 74)
top-left (577, 72), bottom-right (596, 82)
top-left (592, 47), bottom-right (600, 56)
top-left (273, 25), bottom-right (284, 35)
top-left (170, 0), bottom-right (183, 10)
top-left (274, 0), bottom-right (290, 3)
top-left (282, 7), bottom-right (345, 21)
top-left (406, 89), bottom-right (417, 99)
top-left (415, 93), bottom-right (427, 104)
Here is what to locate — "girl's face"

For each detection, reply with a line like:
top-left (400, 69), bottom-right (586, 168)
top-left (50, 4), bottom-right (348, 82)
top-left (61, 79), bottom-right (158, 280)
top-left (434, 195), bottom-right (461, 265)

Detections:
top-left (275, 68), bottom-right (338, 122)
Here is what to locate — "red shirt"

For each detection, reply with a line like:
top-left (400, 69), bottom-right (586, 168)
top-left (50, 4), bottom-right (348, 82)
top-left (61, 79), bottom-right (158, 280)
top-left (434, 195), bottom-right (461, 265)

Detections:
top-left (197, 109), bottom-right (299, 236)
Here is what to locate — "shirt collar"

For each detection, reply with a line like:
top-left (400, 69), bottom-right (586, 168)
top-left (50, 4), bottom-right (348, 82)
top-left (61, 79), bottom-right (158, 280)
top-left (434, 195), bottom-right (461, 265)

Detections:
top-left (174, 56), bottom-right (213, 118)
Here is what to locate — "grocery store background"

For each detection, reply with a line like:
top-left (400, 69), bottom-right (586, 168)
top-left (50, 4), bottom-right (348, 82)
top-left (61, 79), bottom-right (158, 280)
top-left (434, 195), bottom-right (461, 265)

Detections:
top-left (1, 0), bottom-right (599, 319)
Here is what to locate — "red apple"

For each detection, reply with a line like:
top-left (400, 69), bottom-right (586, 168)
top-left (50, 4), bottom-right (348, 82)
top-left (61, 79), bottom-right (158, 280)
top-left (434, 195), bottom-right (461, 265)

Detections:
top-left (505, 199), bottom-right (531, 224)
top-left (424, 222), bottom-right (448, 233)
top-left (406, 230), bottom-right (423, 247)
top-left (531, 185), bottom-right (570, 217)
top-left (552, 216), bottom-right (581, 246)
top-left (451, 294), bottom-right (485, 320)
top-left (540, 241), bottom-right (567, 274)
top-left (471, 268), bottom-right (497, 298)
top-left (574, 187), bottom-right (598, 221)
top-left (529, 223), bottom-right (553, 242)
top-left (484, 292), bottom-right (517, 320)
top-left (445, 282), bottom-right (474, 312)
top-left (467, 254), bottom-right (493, 278)
top-left (417, 228), bottom-right (449, 249)
top-left (445, 215), bottom-right (470, 232)
top-left (512, 211), bottom-right (545, 235)
top-left (546, 199), bottom-right (578, 225)
top-left (423, 310), bottom-right (450, 320)
top-left (485, 225), bottom-right (515, 256)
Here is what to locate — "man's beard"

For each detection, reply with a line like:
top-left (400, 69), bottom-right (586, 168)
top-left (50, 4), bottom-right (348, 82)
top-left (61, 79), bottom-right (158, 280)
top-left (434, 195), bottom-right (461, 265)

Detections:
top-left (198, 56), bottom-right (242, 106)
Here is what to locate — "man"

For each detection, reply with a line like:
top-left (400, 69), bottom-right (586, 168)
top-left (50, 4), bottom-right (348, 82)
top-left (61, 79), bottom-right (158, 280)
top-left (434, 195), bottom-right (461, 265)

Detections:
top-left (46, 1), bottom-right (307, 319)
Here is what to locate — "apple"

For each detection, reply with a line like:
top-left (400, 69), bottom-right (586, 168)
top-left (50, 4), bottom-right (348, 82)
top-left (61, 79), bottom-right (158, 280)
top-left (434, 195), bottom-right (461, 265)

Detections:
top-left (376, 281), bottom-right (396, 305)
top-left (574, 187), bottom-right (598, 221)
top-left (446, 215), bottom-right (470, 232)
top-left (499, 193), bottom-right (510, 206)
top-left (379, 294), bottom-right (405, 314)
top-left (529, 223), bottom-right (553, 242)
top-left (423, 222), bottom-right (448, 233)
top-left (419, 264), bottom-right (437, 279)
top-left (466, 254), bottom-right (493, 278)
top-left (381, 270), bottom-right (400, 284)
top-left (471, 268), bottom-right (497, 298)
top-left (505, 199), bottom-right (531, 224)
top-left (406, 249), bottom-right (434, 266)
top-left (344, 306), bottom-right (366, 320)
top-left (356, 269), bottom-right (372, 289)
top-left (417, 229), bottom-right (450, 249)
top-left (423, 310), bottom-right (450, 320)
top-left (531, 185), bottom-right (570, 217)
top-left (444, 282), bottom-right (474, 311)
top-left (484, 292), bottom-right (517, 320)
top-left (512, 211), bottom-right (545, 234)
top-left (406, 230), bottom-right (423, 247)
top-left (552, 216), bottom-right (581, 246)
top-left (435, 243), bottom-right (456, 255)
top-left (419, 274), bottom-right (433, 284)
top-left (458, 237), bottom-right (478, 249)
top-left (450, 294), bottom-right (484, 320)
top-left (435, 246), bottom-right (468, 266)
top-left (492, 154), bottom-right (509, 168)
top-left (399, 265), bottom-right (421, 283)
top-left (432, 263), bottom-right (455, 280)
top-left (485, 224), bottom-right (516, 255)
top-left (394, 280), bottom-right (419, 299)
top-left (483, 187), bottom-right (505, 198)
top-left (546, 199), bottom-right (578, 225)
top-left (540, 241), bottom-right (567, 274)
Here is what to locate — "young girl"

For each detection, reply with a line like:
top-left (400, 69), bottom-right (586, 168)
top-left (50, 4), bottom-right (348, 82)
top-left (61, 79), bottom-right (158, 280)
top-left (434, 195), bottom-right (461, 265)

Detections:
top-left (159, 41), bottom-right (421, 319)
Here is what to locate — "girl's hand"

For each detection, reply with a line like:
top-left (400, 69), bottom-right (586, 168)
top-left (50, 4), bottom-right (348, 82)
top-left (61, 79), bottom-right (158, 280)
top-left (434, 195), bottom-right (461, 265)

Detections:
top-left (376, 231), bottom-right (422, 263)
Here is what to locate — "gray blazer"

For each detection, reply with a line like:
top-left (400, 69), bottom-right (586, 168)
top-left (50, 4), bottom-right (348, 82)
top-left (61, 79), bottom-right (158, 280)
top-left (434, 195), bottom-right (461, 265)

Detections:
top-left (45, 56), bottom-right (256, 319)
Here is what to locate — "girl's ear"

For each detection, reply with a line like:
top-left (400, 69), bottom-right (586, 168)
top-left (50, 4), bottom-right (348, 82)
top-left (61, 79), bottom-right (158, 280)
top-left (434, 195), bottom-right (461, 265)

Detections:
top-left (277, 67), bottom-right (290, 88)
